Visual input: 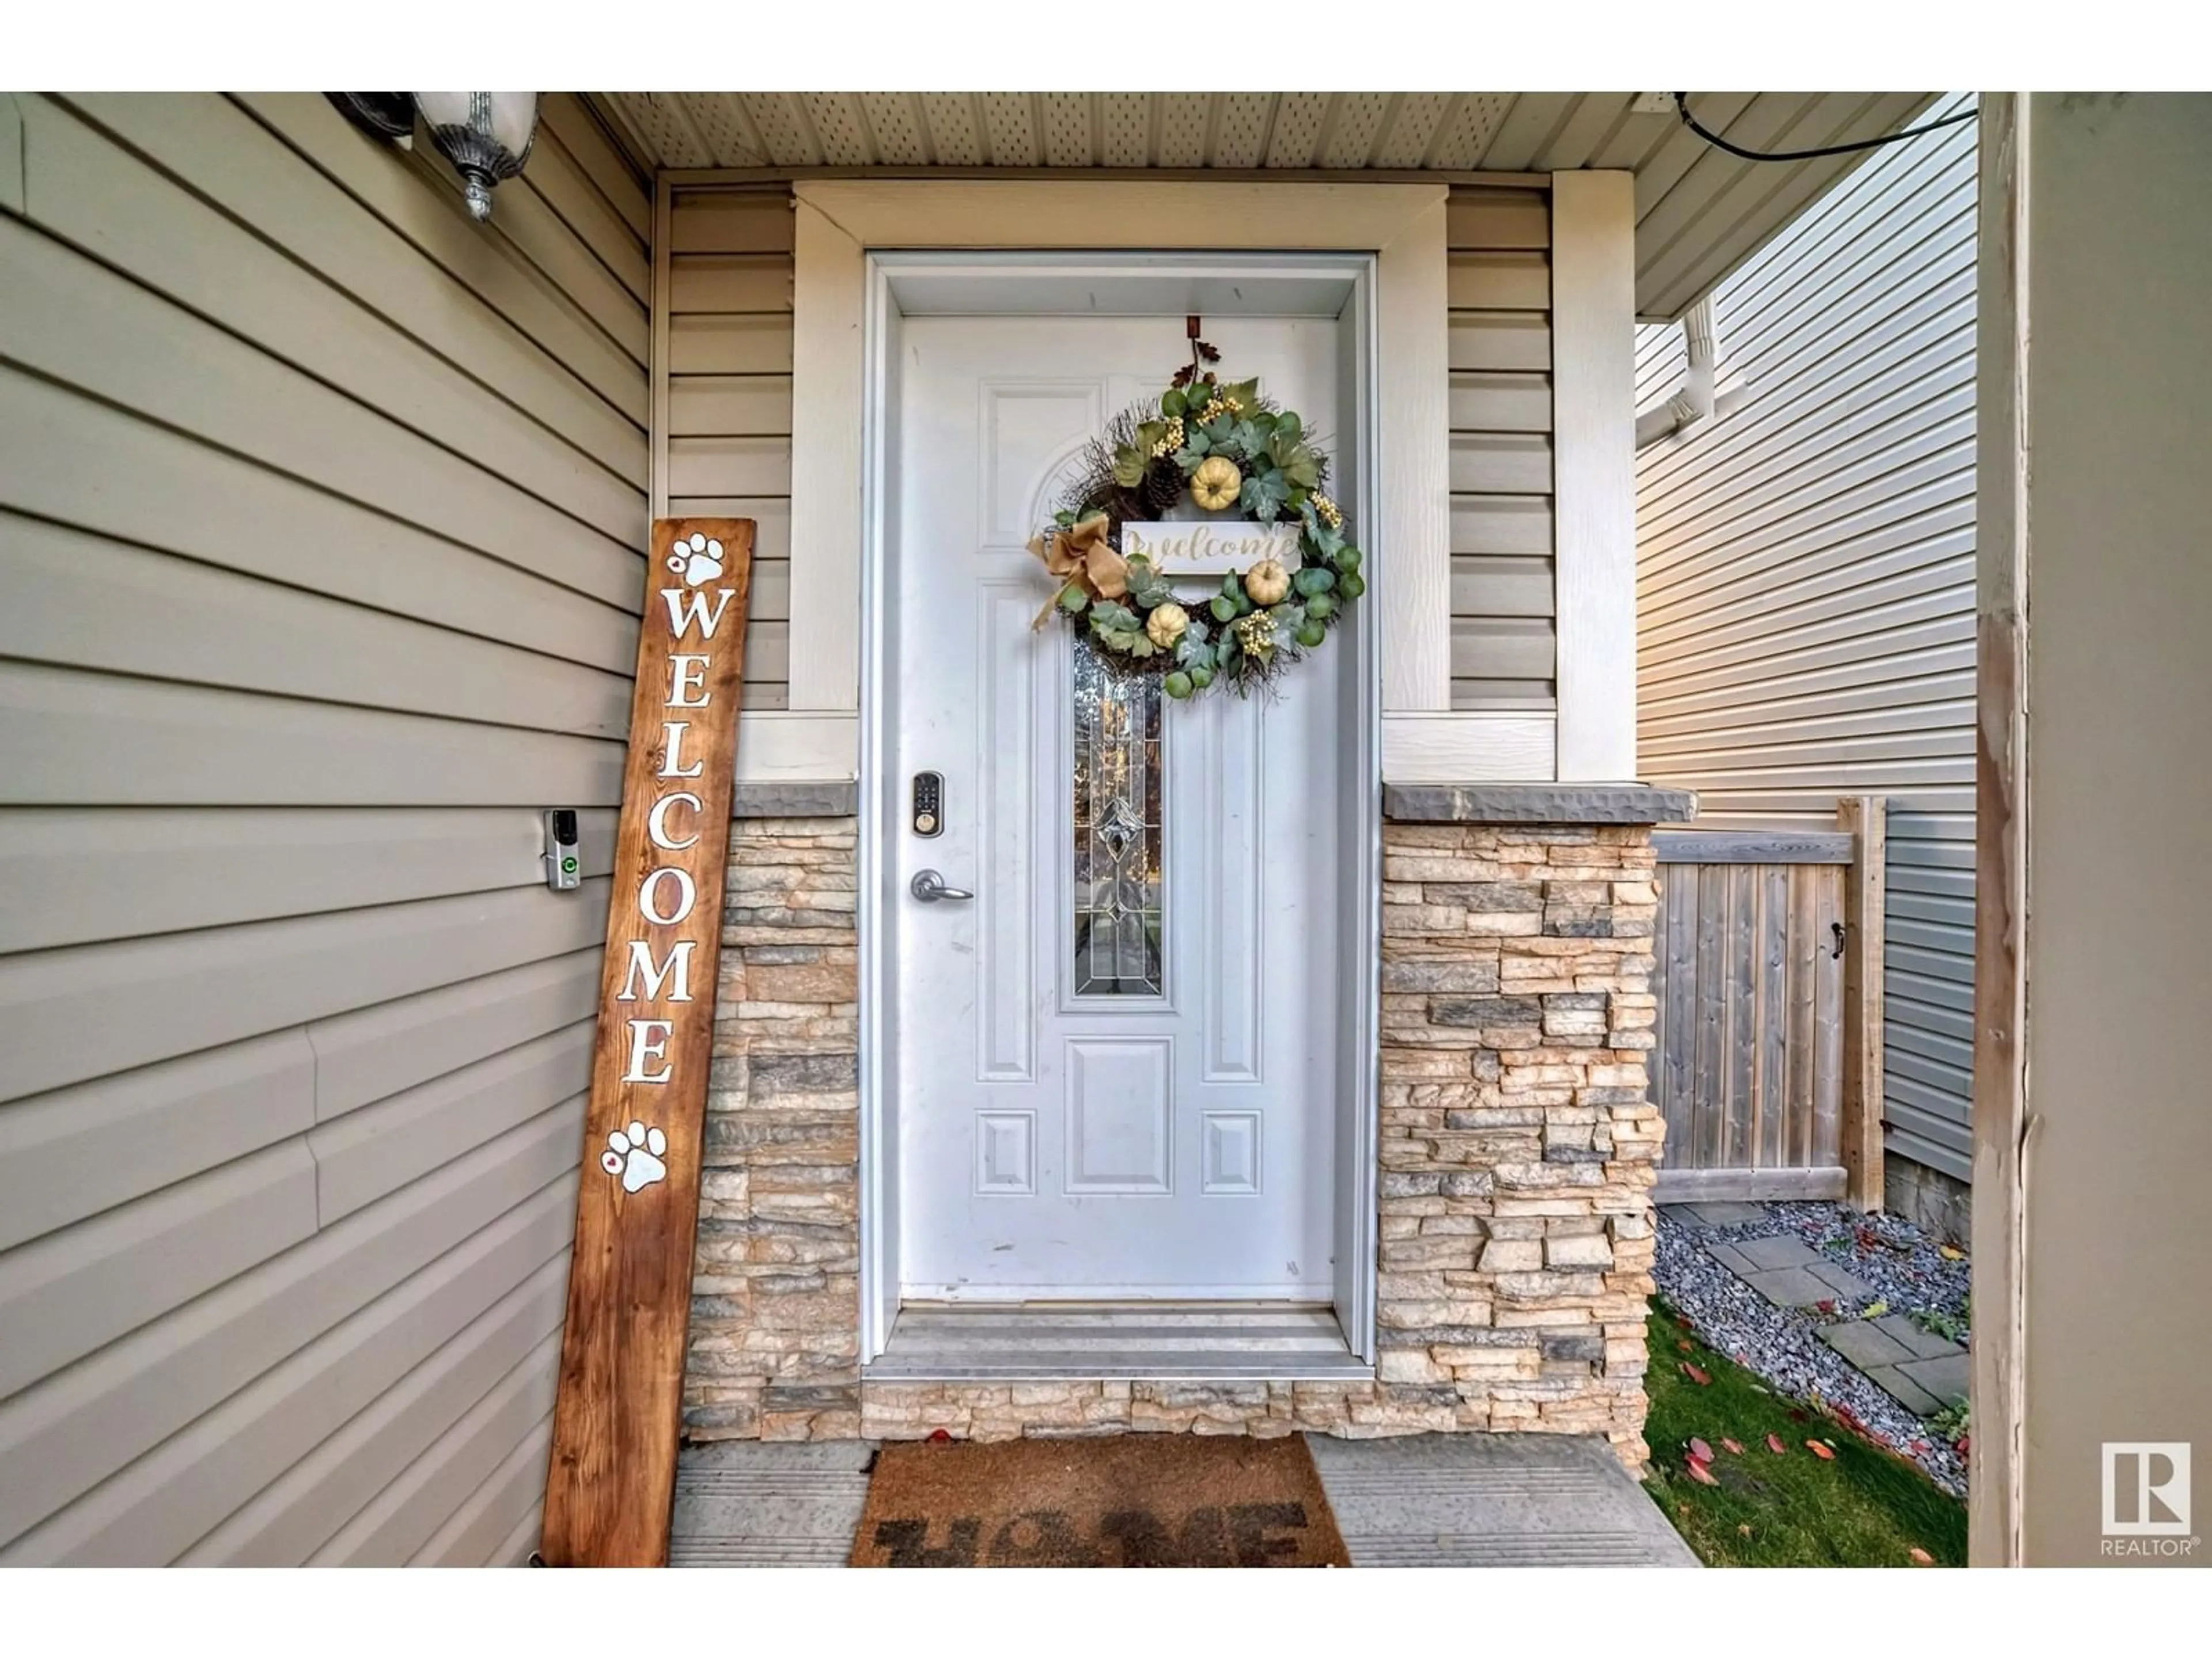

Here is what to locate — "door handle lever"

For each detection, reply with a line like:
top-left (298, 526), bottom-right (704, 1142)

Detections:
top-left (910, 869), bottom-right (975, 903)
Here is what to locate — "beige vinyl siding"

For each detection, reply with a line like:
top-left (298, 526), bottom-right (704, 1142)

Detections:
top-left (0, 92), bottom-right (649, 1564)
top-left (1447, 187), bottom-right (1557, 711)
top-left (1634, 96), bottom-right (1976, 1181)
top-left (665, 186), bottom-right (794, 709)
top-left (685, 182), bottom-right (1544, 714)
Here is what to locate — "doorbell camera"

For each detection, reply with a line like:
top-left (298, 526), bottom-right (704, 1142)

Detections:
top-left (544, 809), bottom-right (582, 891)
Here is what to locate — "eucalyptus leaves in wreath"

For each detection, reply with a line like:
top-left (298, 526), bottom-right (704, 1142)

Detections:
top-left (1028, 336), bottom-right (1365, 700)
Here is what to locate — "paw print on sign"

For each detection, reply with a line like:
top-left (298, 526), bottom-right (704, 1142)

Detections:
top-left (666, 531), bottom-right (724, 587)
top-left (600, 1121), bottom-right (668, 1193)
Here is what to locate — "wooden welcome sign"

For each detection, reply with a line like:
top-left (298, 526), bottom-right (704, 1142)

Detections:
top-left (541, 519), bottom-right (753, 1567)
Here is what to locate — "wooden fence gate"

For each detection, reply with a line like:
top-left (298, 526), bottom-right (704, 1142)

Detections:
top-left (1649, 798), bottom-right (1886, 1207)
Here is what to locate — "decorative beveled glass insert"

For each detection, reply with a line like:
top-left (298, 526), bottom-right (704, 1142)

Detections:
top-left (1072, 634), bottom-right (1164, 997)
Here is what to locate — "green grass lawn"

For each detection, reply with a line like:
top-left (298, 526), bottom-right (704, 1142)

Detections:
top-left (1641, 1300), bottom-right (1967, 1567)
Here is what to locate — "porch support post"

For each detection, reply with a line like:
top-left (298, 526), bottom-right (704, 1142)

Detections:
top-left (1972, 88), bottom-right (2212, 1568)
top-left (1548, 170), bottom-right (1638, 782)
top-left (1836, 794), bottom-right (1888, 1211)
top-left (1970, 89), bottom-right (2028, 1574)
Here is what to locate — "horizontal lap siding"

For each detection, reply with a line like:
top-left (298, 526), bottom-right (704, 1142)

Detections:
top-left (1447, 188), bottom-right (1557, 710)
top-left (0, 92), bottom-right (652, 1562)
top-left (666, 187), bottom-right (795, 709)
top-left (1634, 96), bottom-right (1977, 1181)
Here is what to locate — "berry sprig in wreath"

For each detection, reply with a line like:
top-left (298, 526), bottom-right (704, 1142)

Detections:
top-left (1028, 331), bottom-right (1365, 700)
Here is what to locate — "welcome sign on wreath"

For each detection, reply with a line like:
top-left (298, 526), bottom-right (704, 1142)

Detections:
top-left (1028, 324), bottom-right (1365, 701)
top-left (543, 518), bottom-right (753, 1569)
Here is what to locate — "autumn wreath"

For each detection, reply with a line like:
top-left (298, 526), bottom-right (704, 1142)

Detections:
top-left (1028, 332), bottom-right (1365, 700)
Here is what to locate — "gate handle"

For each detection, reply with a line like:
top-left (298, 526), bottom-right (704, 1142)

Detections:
top-left (1830, 921), bottom-right (1847, 960)
top-left (910, 869), bottom-right (975, 904)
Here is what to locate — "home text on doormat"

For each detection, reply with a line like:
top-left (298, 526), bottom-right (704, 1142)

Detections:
top-left (850, 1434), bottom-right (1350, 1567)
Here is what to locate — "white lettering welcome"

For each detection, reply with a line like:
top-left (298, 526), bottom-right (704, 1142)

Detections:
top-left (612, 574), bottom-right (738, 1093)
top-left (647, 791), bottom-right (702, 851)
top-left (658, 721), bottom-right (704, 778)
top-left (662, 586), bottom-right (736, 639)
top-left (639, 866), bottom-right (696, 926)
top-left (622, 1018), bottom-right (675, 1084)
top-left (617, 938), bottom-right (695, 1003)
top-left (666, 654), bottom-right (712, 708)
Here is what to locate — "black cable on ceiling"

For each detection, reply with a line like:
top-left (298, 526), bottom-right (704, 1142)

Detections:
top-left (1674, 94), bottom-right (1978, 163)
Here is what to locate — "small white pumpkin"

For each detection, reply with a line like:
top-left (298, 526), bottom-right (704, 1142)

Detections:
top-left (1191, 455), bottom-right (1243, 512)
top-left (1244, 559), bottom-right (1291, 607)
top-left (1145, 602), bottom-right (1190, 650)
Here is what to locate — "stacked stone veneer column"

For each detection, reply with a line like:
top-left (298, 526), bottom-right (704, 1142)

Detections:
top-left (1374, 816), bottom-right (1665, 1471)
top-left (685, 813), bottom-right (864, 1442)
top-left (684, 801), bottom-right (1674, 1471)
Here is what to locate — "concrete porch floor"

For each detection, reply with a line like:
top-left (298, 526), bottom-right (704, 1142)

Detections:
top-left (669, 1433), bottom-right (1697, 1567)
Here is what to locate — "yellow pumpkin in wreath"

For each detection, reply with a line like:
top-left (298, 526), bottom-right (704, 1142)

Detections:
top-left (1244, 558), bottom-right (1291, 606)
top-left (1191, 455), bottom-right (1242, 512)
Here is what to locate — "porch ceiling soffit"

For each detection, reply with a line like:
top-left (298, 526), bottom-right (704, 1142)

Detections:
top-left (592, 90), bottom-right (1940, 320)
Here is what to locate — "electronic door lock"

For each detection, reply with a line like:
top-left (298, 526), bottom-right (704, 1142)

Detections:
top-left (911, 770), bottom-right (944, 837)
top-left (543, 808), bottom-right (581, 891)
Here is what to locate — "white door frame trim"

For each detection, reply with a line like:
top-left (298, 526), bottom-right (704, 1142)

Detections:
top-left (781, 177), bottom-right (1517, 787)
top-left (856, 252), bottom-right (1382, 1363)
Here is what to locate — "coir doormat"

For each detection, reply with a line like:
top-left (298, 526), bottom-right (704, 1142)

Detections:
top-left (849, 1433), bottom-right (1350, 1567)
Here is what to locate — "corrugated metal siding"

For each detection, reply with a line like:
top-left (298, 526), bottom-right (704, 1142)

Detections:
top-left (666, 187), bottom-right (794, 709)
top-left (0, 92), bottom-right (650, 1563)
top-left (1634, 95), bottom-right (1976, 1182)
top-left (1448, 187), bottom-right (1556, 710)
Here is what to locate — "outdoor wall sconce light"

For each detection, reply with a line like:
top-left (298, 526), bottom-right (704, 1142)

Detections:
top-left (412, 92), bottom-right (540, 221)
top-left (323, 92), bottom-right (541, 221)
top-left (326, 93), bottom-right (415, 147)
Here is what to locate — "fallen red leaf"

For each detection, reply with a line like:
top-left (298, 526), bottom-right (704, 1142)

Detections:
top-left (1681, 1362), bottom-right (1712, 1385)
top-left (1788, 1408), bottom-right (1809, 1423)
top-left (1722, 1438), bottom-right (1745, 1455)
top-left (1908, 1547), bottom-right (1934, 1566)
top-left (926, 1427), bottom-right (952, 1444)
top-left (1688, 1437), bottom-right (1715, 1464)
top-left (1766, 1434), bottom-right (1788, 1455)
top-left (1816, 1298), bottom-right (1837, 1316)
top-left (1806, 1440), bottom-right (1835, 1460)
top-left (1675, 1314), bottom-right (1694, 1328)
top-left (1677, 1338), bottom-right (1693, 1352)
top-left (1685, 1458), bottom-right (1719, 1486)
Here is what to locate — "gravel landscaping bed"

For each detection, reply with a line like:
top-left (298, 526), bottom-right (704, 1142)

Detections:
top-left (1654, 1200), bottom-right (1969, 1497)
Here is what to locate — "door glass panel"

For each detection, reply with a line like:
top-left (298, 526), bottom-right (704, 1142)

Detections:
top-left (1071, 634), bottom-right (1164, 997)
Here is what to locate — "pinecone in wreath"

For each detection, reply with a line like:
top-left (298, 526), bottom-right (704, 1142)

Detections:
top-left (1139, 457), bottom-right (1186, 518)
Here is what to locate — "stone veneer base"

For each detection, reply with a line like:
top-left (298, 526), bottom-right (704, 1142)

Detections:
top-left (685, 812), bottom-right (1666, 1473)
top-left (1884, 1153), bottom-right (1972, 1247)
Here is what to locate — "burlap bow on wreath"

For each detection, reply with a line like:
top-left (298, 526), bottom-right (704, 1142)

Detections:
top-left (1027, 511), bottom-right (1128, 629)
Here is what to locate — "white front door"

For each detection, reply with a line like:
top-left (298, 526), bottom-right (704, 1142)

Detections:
top-left (887, 314), bottom-right (1345, 1301)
